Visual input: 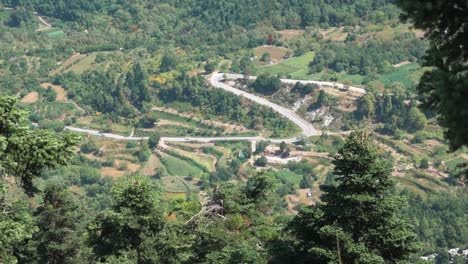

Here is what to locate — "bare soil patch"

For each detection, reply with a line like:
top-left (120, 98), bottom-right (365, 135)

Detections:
top-left (393, 61), bottom-right (411, 68)
top-left (286, 188), bottom-right (314, 214)
top-left (50, 53), bottom-right (86, 76)
top-left (277, 29), bottom-right (304, 40)
top-left (255, 46), bottom-right (291, 62)
top-left (413, 29), bottom-right (425, 39)
top-left (100, 167), bottom-right (125, 178)
top-left (188, 68), bottom-right (205, 77)
top-left (153, 107), bottom-right (250, 133)
top-left (20, 91), bottom-right (39, 103)
top-left (115, 159), bottom-right (140, 173)
top-left (40, 83), bottom-right (67, 101)
top-left (320, 27), bottom-right (348, 41)
top-left (142, 154), bottom-right (161, 176)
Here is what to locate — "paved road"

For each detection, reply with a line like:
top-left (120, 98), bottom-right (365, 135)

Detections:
top-left (217, 73), bottom-right (366, 94)
top-left (65, 72), bottom-right (362, 143)
top-left (209, 73), bottom-right (319, 137)
top-left (65, 126), bottom-right (300, 144)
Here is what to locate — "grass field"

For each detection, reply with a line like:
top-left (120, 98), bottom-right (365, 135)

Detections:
top-left (160, 176), bottom-right (189, 192)
top-left (275, 170), bottom-right (302, 186)
top-left (152, 110), bottom-right (212, 129)
top-left (23, 101), bottom-right (80, 120)
top-left (170, 148), bottom-right (216, 172)
top-left (257, 51), bottom-right (423, 88)
top-left (257, 52), bottom-right (315, 77)
top-left (65, 53), bottom-right (99, 74)
top-left (159, 153), bottom-right (205, 178)
top-left (255, 46), bottom-right (291, 62)
top-left (46, 30), bottom-right (66, 39)
top-left (74, 116), bottom-right (133, 135)
top-left (445, 156), bottom-right (468, 171)
top-left (135, 125), bottom-right (196, 137)
top-left (398, 170), bottom-right (448, 196)
top-left (378, 63), bottom-right (422, 87)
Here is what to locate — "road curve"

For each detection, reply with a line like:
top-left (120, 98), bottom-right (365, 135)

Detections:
top-left (66, 72), bottom-right (364, 143)
top-left (209, 73), bottom-right (319, 137)
top-left (218, 73), bottom-right (367, 94)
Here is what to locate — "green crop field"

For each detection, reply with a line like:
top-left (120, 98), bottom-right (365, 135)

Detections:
top-left (445, 156), bottom-right (467, 171)
top-left (152, 110), bottom-right (211, 129)
top-left (257, 52), bottom-right (315, 77)
top-left (378, 63), bottom-right (422, 88)
top-left (160, 176), bottom-right (189, 192)
top-left (159, 153), bottom-right (205, 177)
top-left (274, 170), bottom-right (302, 186)
top-left (65, 53), bottom-right (100, 74)
top-left (170, 148), bottom-right (216, 172)
top-left (46, 30), bottom-right (66, 39)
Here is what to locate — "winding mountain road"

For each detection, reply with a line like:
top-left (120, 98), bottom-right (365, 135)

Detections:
top-left (65, 73), bottom-right (365, 143)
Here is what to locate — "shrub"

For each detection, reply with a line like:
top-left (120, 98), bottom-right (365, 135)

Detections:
top-left (118, 161), bottom-right (128, 171)
top-left (420, 158), bottom-right (430, 169)
top-left (38, 119), bottom-right (65, 132)
top-left (102, 159), bottom-right (115, 167)
top-left (252, 74), bottom-right (281, 95)
top-left (126, 141), bottom-right (139, 149)
top-left (80, 142), bottom-right (99, 154)
top-left (260, 52), bottom-right (272, 63)
top-left (411, 132), bottom-right (426, 144)
top-left (254, 156), bottom-right (268, 167)
top-left (136, 150), bottom-right (150, 162)
top-left (148, 132), bottom-right (161, 150)
top-left (138, 113), bottom-right (158, 128)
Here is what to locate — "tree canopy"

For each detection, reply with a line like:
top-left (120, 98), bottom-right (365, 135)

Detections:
top-left (287, 132), bottom-right (419, 263)
top-left (396, 0), bottom-right (468, 151)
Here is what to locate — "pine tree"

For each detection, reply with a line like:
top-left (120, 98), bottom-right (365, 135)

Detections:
top-left (288, 132), bottom-right (419, 263)
top-left (31, 184), bottom-right (85, 264)
top-left (396, 0), bottom-right (468, 151)
top-left (88, 176), bottom-right (165, 263)
top-left (0, 96), bottom-right (79, 262)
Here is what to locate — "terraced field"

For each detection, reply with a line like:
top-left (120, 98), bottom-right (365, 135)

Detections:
top-left (158, 152), bottom-right (206, 178)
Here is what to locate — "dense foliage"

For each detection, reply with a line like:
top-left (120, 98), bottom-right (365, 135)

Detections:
top-left (396, 0), bottom-right (468, 151)
top-left (0, 0), bottom-right (466, 262)
top-left (0, 97), bottom-right (79, 262)
top-left (286, 132), bottom-right (419, 263)
top-left (404, 190), bottom-right (468, 253)
top-left (310, 32), bottom-right (427, 75)
top-left (158, 74), bottom-right (299, 137)
top-left (355, 84), bottom-right (428, 134)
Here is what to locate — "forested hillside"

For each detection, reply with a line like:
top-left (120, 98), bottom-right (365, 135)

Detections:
top-left (0, 0), bottom-right (466, 263)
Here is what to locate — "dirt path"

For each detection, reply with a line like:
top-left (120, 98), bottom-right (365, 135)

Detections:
top-left (40, 83), bottom-right (67, 101)
top-left (50, 53), bottom-right (86, 76)
top-left (20, 91), bottom-right (38, 103)
top-left (35, 14), bottom-right (52, 32)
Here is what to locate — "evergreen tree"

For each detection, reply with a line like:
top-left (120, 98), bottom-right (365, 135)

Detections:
top-left (148, 132), bottom-right (161, 150)
top-left (252, 74), bottom-right (281, 95)
top-left (316, 90), bottom-right (329, 107)
top-left (0, 96), bottom-right (79, 195)
top-left (88, 175), bottom-right (165, 263)
top-left (30, 184), bottom-right (85, 264)
top-left (382, 93), bottom-right (393, 119)
top-left (396, 0), bottom-right (468, 150)
top-left (0, 96), bottom-right (78, 262)
top-left (406, 106), bottom-right (427, 133)
top-left (160, 51), bottom-right (177, 73)
top-left (287, 132), bottom-right (419, 263)
top-left (356, 93), bottom-right (376, 120)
